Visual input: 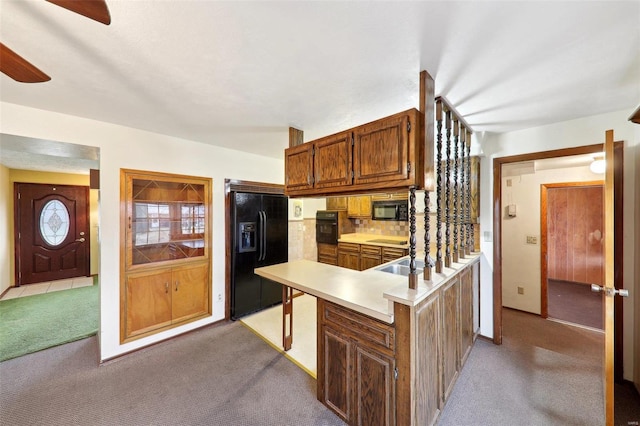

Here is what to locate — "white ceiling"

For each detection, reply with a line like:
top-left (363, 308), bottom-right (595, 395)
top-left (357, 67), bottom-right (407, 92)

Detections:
top-left (1, 0), bottom-right (639, 170)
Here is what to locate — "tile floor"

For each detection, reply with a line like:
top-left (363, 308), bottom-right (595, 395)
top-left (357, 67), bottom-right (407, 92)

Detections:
top-left (240, 294), bottom-right (317, 378)
top-left (0, 276), bottom-right (95, 300)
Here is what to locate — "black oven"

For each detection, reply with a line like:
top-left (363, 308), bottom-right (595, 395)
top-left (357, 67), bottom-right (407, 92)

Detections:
top-left (316, 210), bottom-right (339, 244)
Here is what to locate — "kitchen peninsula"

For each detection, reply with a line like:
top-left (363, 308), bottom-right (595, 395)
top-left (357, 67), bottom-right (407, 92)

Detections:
top-left (255, 252), bottom-right (480, 425)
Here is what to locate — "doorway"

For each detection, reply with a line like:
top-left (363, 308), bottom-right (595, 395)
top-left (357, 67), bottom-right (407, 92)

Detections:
top-left (492, 142), bottom-right (624, 376)
top-left (14, 183), bottom-right (90, 286)
top-left (541, 182), bottom-right (604, 330)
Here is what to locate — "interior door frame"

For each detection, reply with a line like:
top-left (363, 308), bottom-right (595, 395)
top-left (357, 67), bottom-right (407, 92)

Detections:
top-left (224, 179), bottom-right (285, 321)
top-left (492, 142), bottom-right (624, 380)
top-left (540, 180), bottom-right (604, 318)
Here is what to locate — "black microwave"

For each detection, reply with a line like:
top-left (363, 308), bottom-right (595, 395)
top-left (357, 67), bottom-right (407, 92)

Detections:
top-left (371, 200), bottom-right (409, 221)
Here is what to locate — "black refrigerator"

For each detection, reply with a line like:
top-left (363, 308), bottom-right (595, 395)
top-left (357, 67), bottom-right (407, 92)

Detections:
top-left (231, 192), bottom-right (288, 320)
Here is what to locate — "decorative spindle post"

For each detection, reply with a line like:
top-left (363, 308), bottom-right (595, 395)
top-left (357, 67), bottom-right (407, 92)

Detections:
top-left (424, 191), bottom-right (432, 280)
top-left (444, 110), bottom-right (452, 268)
top-left (408, 186), bottom-right (418, 289)
top-left (452, 119), bottom-right (459, 263)
top-left (435, 100), bottom-right (444, 273)
top-left (459, 127), bottom-right (466, 260)
top-left (419, 70), bottom-right (435, 281)
top-left (466, 130), bottom-right (473, 254)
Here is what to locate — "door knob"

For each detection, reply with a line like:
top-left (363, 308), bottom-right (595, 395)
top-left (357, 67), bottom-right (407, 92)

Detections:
top-left (75, 237), bottom-right (86, 243)
top-left (591, 284), bottom-right (629, 297)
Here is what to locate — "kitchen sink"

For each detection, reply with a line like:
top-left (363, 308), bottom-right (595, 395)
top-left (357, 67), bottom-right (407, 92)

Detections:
top-left (396, 258), bottom-right (426, 269)
top-left (367, 238), bottom-right (407, 245)
top-left (376, 264), bottom-right (423, 277)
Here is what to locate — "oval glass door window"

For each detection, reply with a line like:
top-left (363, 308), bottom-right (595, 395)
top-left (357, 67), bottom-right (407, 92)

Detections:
top-left (40, 200), bottom-right (70, 246)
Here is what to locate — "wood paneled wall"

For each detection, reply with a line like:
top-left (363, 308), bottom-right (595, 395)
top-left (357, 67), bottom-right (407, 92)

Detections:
top-left (545, 184), bottom-right (604, 285)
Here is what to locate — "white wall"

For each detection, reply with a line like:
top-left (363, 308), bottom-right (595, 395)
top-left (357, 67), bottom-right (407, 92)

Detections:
top-left (0, 101), bottom-right (286, 361)
top-left (501, 165), bottom-right (602, 313)
top-left (478, 108), bottom-right (639, 381)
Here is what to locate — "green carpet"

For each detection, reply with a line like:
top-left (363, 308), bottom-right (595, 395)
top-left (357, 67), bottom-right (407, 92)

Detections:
top-left (0, 285), bottom-right (99, 362)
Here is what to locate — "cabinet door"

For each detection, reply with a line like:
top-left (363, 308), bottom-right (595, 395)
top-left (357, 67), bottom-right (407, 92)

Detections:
top-left (338, 251), bottom-right (360, 270)
top-left (326, 196), bottom-right (348, 211)
top-left (360, 254), bottom-right (381, 271)
top-left (125, 269), bottom-right (173, 338)
top-left (347, 195), bottom-right (371, 218)
top-left (353, 113), bottom-right (410, 185)
top-left (459, 268), bottom-right (474, 365)
top-left (354, 345), bottom-right (396, 426)
top-left (172, 263), bottom-right (209, 323)
top-left (314, 132), bottom-right (353, 189)
top-left (285, 143), bottom-right (314, 192)
top-left (320, 326), bottom-right (352, 422)
top-left (441, 277), bottom-right (460, 401)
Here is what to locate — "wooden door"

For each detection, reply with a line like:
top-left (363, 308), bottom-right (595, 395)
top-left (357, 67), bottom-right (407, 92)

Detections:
top-left (284, 143), bottom-right (314, 192)
top-left (314, 131), bottom-right (353, 189)
top-left (15, 183), bottom-right (90, 285)
top-left (125, 269), bottom-right (172, 337)
top-left (602, 131), bottom-right (615, 425)
top-left (171, 263), bottom-right (209, 323)
top-left (353, 113), bottom-right (410, 185)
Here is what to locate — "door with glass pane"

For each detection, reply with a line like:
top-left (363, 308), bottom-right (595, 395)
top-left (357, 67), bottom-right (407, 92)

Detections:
top-left (14, 183), bottom-right (89, 285)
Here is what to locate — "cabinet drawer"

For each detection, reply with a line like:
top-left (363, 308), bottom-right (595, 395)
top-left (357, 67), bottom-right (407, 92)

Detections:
top-left (338, 242), bottom-right (360, 253)
top-left (322, 301), bottom-right (395, 355)
top-left (361, 244), bottom-right (382, 255)
top-left (382, 247), bottom-right (406, 259)
top-left (318, 243), bottom-right (338, 257)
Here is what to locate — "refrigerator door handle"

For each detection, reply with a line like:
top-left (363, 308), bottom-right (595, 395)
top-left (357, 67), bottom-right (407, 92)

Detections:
top-left (262, 211), bottom-right (268, 261)
top-left (258, 210), bottom-right (266, 262)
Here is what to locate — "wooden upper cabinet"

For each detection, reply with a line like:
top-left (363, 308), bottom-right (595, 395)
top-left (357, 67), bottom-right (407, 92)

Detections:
top-left (284, 108), bottom-right (422, 197)
top-left (314, 131), bottom-right (352, 189)
top-left (353, 112), bottom-right (410, 186)
top-left (285, 143), bottom-right (314, 192)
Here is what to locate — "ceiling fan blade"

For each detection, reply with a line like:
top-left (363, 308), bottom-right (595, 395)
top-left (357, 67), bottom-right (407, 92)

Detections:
top-left (45, 0), bottom-right (111, 25)
top-left (0, 43), bottom-right (51, 83)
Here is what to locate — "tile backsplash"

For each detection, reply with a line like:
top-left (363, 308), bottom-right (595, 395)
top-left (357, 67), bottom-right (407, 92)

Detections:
top-left (352, 219), bottom-right (409, 237)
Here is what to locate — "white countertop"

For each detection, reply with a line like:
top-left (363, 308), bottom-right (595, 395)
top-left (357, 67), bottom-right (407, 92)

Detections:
top-left (255, 252), bottom-right (481, 324)
top-left (338, 233), bottom-right (410, 249)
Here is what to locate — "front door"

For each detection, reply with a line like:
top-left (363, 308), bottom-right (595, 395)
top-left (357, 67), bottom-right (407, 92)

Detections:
top-left (15, 183), bottom-right (90, 285)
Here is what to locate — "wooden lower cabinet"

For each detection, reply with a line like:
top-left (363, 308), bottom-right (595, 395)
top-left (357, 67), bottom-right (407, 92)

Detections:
top-left (338, 242), bottom-right (360, 270)
top-left (318, 300), bottom-right (396, 426)
top-left (338, 243), bottom-right (407, 271)
top-left (317, 258), bottom-right (480, 425)
top-left (123, 262), bottom-right (209, 342)
top-left (360, 245), bottom-right (382, 270)
top-left (318, 243), bottom-right (339, 265)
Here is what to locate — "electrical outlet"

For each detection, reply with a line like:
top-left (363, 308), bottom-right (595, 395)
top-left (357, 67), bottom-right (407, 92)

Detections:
top-left (217, 293), bottom-right (222, 302)
top-left (506, 178), bottom-right (512, 187)
top-left (526, 235), bottom-right (537, 245)
top-left (517, 286), bottom-right (524, 295)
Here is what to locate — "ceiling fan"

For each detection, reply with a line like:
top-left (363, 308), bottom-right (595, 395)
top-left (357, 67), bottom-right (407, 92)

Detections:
top-left (0, 0), bottom-right (111, 83)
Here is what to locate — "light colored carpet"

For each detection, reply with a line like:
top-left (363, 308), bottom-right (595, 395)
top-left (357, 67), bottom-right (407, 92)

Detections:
top-left (0, 321), bottom-right (345, 426)
top-left (240, 294), bottom-right (317, 377)
top-left (0, 284), bottom-right (98, 362)
top-left (438, 308), bottom-right (605, 425)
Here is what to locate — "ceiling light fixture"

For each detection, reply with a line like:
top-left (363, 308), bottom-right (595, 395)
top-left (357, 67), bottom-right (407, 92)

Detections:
top-left (590, 155), bottom-right (606, 174)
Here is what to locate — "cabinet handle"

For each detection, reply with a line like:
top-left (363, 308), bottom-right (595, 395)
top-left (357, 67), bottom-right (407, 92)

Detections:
top-left (165, 282), bottom-right (169, 294)
top-left (175, 281), bottom-right (179, 291)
